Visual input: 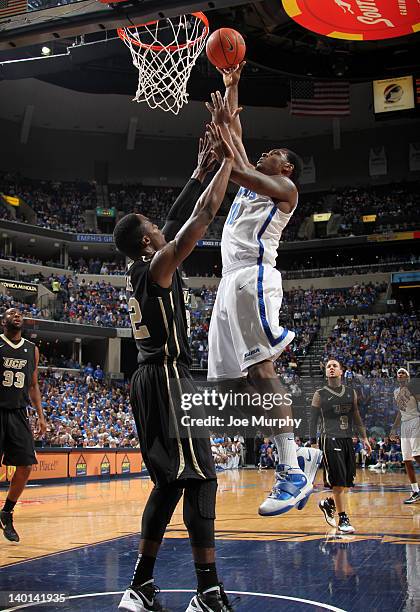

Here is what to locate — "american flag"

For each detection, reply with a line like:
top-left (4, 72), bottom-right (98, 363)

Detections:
top-left (0, 0), bottom-right (27, 18)
top-left (290, 80), bottom-right (350, 116)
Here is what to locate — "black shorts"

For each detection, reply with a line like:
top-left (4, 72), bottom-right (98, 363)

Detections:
top-left (0, 408), bottom-right (38, 467)
top-left (130, 362), bottom-right (216, 488)
top-left (320, 436), bottom-right (355, 488)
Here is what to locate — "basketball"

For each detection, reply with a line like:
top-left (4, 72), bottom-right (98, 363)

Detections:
top-left (206, 28), bottom-right (246, 70)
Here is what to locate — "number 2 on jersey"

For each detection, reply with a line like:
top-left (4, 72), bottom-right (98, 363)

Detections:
top-left (129, 297), bottom-right (151, 340)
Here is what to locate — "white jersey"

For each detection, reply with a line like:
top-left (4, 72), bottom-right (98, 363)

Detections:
top-left (394, 386), bottom-right (420, 422)
top-left (221, 186), bottom-right (295, 274)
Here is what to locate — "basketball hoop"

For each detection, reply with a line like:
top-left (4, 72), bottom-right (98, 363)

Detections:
top-left (117, 12), bottom-right (209, 115)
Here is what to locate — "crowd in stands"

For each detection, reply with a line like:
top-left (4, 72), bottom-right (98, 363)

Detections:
top-left (29, 362), bottom-right (410, 467)
top-left (1, 253), bottom-right (47, 267)
top-left (1, 279), bottom-right (384, 358)
top-left (39, 353), bottom-right (81, 370)
top-left (287, 282), bottom-right (384, 315)
top-left (68, 257), bottom-right (126, 275)
top-left (210, 434), bottom-right (245, 470)
top-left (0, 293), bottom-right (42, 317)
top-left (1, 173), bottom-right (95, 233)
top-left (187, 282), bottom-right (384, 383)
top-left (366, 436), bottom-right (404, 470)
top-left (280, 182), bottom-right (419, 242)
top-left (0, 277), bottom-right (131, 328)
top-left (2, 172), bottom-right (418, 241)
top-left (254, 434), bottom-right (406, 471)
top-left (2, 251), bottom-right (416, 284)
top-left (323, 312), bottom-right (419, 430)
top-left (336, 183), bottom-right (419, 236)
top-left (0, 252), bottom-right (126, 276)
top-left (108, 184), bottom-right (179, 216)
top-left (283, 252), bottom-right (419, 280)
top-left (31, 371), bottom-right (139, 449)
top-left (324, 312), bottom-right (419, 376)
top-left (52, 276), bottom-right (131, 328)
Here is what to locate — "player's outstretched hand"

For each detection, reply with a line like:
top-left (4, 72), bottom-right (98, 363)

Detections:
top-left (206, 91), bottom-right (242, 126)
top-left (206, 122), bottom-right (234, 162)
top-left (217, 61), bottom-right (246, 88)
top-left (197, 131), bottom-right (217, 174)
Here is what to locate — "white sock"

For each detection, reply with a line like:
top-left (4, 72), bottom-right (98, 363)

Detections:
top-left (274, 433), bottom-right (300, 470)
top-left (411, 483), bottom-right (419, 493)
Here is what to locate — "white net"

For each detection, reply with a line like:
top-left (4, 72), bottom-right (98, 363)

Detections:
top-left (118, 13), bottom-right (209, 115)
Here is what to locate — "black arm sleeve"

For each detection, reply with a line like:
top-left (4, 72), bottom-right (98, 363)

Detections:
top-left (309, 408), bottom-right (320, 444)
top-left (162, 178), bottom-right (203, 242)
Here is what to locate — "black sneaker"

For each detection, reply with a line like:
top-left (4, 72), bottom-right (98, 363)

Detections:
top-left (337, 513), bottom-right (355, 534)
top-left (118, 580), bottom-right (168, 611)
top-left (403, 491), bottom-right (420, 504)
top-left (186, 584), bottom-right (238, 611)
top-left (318, 497), bottom-right (336, 528)
top-left (0, 511), bottom-right (19, 543)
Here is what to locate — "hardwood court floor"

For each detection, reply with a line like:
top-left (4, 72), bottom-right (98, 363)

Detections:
top-left (1, 468), bottom-right (419, 568)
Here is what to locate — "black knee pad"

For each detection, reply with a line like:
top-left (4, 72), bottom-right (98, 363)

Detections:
top-left (197, 479), bottom-right (217, 519)
top-left (183, 479), bottom-right (217, 548)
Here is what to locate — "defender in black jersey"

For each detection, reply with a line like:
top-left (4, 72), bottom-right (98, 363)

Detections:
top-left (310, 359), bottom-right (371, 534)
top-left (0, 308), bottom-right (46, 542)
top-left (114, 123), bottom-right (237, 612)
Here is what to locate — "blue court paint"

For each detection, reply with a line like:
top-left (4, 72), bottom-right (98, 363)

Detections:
top-left (0, 535), bottom-right (418, 611)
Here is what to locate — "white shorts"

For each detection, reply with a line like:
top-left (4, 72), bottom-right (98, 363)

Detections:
top-left (401, 417), bottom-right (420, 461)
top-left (207, 265), bottom-right (295, 380)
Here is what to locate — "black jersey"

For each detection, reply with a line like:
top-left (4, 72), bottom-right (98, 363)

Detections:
top-left (127, 257), bottom-right (191, 367)
top-left (0, 334), bottom-right (36, 411)
top-left (318, 384), bottom-right (355, 438)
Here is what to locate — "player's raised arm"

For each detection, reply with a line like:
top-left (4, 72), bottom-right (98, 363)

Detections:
top-left (208, 91), bottom-right (299, 214)
top-left (217, 61), bottom-right (253, 168)
top-left (149, 123), bottom-right (233, 288)
top-left (162, 133), bottom-right (216, 242)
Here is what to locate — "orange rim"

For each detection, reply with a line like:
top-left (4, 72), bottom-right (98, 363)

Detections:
top-left (117, 12), bottom-right (209, 51)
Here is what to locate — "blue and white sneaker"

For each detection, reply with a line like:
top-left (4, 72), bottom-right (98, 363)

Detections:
top-left (258, 465), bottom-right (313, 516)
top-left (296, 447), bottom-right (323, 485)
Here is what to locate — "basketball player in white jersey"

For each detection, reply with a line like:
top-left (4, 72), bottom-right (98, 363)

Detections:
top-left (391, 368), bottom-right (420, 504)
top-left (206, 70), bottom-right (322, 516)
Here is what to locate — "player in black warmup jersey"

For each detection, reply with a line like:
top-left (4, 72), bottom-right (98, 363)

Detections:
top-left (310, 359), bottom-right (371, 534)
top-left (0, 308), bottom-right (46, 542)
top-left (114, 121), bottom-right (237, 612)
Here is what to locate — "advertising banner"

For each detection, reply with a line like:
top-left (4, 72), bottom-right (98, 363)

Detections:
top-left (115, 451), bottom-right (143, 475)
top-left (69, 451), bottom-right (116, 477)
top-left (29, 453), bottom-right (68, 480)
top-left (373, 76), bottom-right (415, 114)
top-left (282, 0), bottom-right (420, 41)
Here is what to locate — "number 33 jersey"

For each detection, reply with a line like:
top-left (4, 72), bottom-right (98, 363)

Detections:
top-left (126, 257), bottom-right (191, 367)
top-left (0, 334), bottom-right (36, 411)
